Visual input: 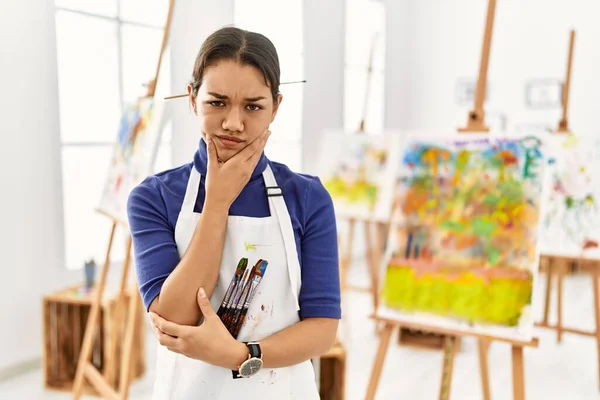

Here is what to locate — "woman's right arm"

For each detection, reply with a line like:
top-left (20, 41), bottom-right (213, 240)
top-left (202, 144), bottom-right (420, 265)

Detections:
top-left (127, 177), bottom-right (228, 327)
top-left (128, 133), bottom-right (269, 326)
top-left (149, 203), bottom-right (229, 326)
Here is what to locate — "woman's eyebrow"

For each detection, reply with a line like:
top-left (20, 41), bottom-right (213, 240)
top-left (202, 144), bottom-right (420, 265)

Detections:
top-left (207, 92), bottom-right (266, 102)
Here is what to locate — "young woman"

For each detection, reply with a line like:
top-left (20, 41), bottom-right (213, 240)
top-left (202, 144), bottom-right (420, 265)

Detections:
top-left (127, 26), bottom-right (341, 399)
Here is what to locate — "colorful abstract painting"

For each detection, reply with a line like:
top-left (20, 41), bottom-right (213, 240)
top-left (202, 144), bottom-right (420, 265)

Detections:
top-left (98, 97), bottom-right (166, 223)
top-left (539, 135), bottom-right (600, 259)
top-left (317, 131), bottom-right (402, 221)
top-left (377, 134), bottom-right (546, 341)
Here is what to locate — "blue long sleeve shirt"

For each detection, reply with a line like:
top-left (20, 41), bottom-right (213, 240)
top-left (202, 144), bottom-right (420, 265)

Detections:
top-left (127, 139), bottom-right (341, 320)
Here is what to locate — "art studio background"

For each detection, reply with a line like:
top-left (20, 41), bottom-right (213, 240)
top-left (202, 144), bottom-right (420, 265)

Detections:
top-left (3, 0), bottom-right (600, 399)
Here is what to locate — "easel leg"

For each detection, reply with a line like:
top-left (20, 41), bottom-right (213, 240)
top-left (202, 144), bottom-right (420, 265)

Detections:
top-left (591, 268), bottom-right (600, 390)
top-left (72, 223), bottom-right (117, 399)
top-left (511, 345), bottom-right (525, 400)
top-left (105, 236), bottom-right (133, 388)
top-left (341, 219), bottom-right (355, 294)
top-left (118, 289), bottom-right (142, 399)
top-left (365, 323), bottom-right (394, 400)
top-left (477, 339), bottom-right (492, 400)
top-left (438, 336), bottom-right (458, 400)
top-left (364, 221), bottom-right (380, 334)
top-left (339, 220), bottom-right (355, 339)
top-left (542, 258), bottom-right (553, 325)
top-left (372, 222), bottom-right (386, 310)
top-left (364, 221), bottom-right (376, 307)
top-left (556, 261), bottom-right (565, 343)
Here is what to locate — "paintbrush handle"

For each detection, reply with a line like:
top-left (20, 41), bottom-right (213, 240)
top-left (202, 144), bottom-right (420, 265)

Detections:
top-left (232, 308), bottom-right (250, 339)
top-left (231, 275), bottom-right (264, 338)
top-left (217, 259), bottom-right (247, 318)
top-left (222, 264), bottom-right (253, 327)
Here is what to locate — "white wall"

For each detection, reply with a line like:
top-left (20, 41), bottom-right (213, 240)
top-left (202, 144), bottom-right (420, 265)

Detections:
top-left (302, 0), bottom-right (346, 174)
top-left (169, 0), bottom-right (235, 166)
top-left (385, 0), bottom-right (600, 136)
top-left (0, 0), bottom-right (79, 371)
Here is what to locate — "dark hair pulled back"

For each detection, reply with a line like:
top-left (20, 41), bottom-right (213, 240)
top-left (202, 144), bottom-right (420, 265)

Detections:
top-left (189, 26), bottom-right (281, 103)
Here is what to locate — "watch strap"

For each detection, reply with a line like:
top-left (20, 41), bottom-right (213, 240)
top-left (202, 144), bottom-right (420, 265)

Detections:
top-left (247, 342), bottom-right (261, 359)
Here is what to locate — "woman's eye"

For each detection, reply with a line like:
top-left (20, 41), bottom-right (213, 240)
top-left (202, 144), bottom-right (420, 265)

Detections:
top-left (246, 104), bottom-right (262, 111)
top-left (208, 101), bottom-right (225, 107)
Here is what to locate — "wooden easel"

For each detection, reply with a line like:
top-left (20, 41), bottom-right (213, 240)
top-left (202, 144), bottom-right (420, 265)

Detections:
top-left (397, 0), bottom-right (497, 353)
top-left (458, 0), bottom-right (496, 133)
top-left (399, 0), bottom-right (496, 353)
top-left (71, 2), bottom-right (176, 399)
top-left (536, 29), bottom-right (577, 337)
top-left (556, 29), bottom-right (575, 135)
top-left (366, 0), bottom-right (539, 398)
top-left (365, 319), bottom-right (538, 400)
top-left (534, 29), bottom-right (600, 390)
top-left (339, 32), bottom-right (386, 317)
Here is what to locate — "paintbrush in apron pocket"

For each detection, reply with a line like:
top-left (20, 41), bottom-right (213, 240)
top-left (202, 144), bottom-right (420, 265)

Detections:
top-left (227, 259), bottom-right (260, 335)
top-left (217, 258), bottom-right (248, 319)
top-left (231, 260), bottom-right (269, 338)
top-left (223, 259), bottom-right (261, 330)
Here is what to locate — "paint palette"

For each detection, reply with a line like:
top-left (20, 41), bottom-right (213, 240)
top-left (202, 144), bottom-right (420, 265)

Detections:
top-left (377, 133), bottom-right (546, 341)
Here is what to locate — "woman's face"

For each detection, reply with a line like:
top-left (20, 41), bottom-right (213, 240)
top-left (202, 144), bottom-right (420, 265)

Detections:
top-left (189, 59), bottom-right (282, 162)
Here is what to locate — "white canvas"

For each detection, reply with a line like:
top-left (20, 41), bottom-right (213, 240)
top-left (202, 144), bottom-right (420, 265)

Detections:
top-left (316, 130), bottom-right (402, 222)
top-left (539, 134), bottom-right (600, 259)
top-left (98, 97), bottom-right (167, 224)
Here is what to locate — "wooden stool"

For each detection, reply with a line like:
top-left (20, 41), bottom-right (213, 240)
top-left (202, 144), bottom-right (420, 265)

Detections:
top-left (42, 284), bottom-right (145, 395)
top-left (319, 340), bottom-right (346, 400)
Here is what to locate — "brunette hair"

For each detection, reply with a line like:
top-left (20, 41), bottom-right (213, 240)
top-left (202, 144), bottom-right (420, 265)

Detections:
top-left (189, 26), bottom-right (281, 103)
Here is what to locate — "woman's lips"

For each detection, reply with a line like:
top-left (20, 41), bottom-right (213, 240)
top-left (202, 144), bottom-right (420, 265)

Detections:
top-left (216, 135), bottom-right (244, 148)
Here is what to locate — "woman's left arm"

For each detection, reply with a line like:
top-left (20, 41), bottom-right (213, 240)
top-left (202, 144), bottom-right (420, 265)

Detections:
top-left (253, 177), bottom-right (342, 366)
top-left (249, 317), bottom-right (338, 368)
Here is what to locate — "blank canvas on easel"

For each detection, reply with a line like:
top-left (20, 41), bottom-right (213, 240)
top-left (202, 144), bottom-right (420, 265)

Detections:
top-left (98, 97), bottom-right (166, 223)
top-left (317, 130), bottom-right (402, 222)
top-left (377, 133), bottom-right (547, 341)
top-left (539, 134), bottom-right (600, 259)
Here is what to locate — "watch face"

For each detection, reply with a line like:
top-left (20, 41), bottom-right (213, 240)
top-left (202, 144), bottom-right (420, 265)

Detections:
top-left (240, 358), bottom-right (263, 378)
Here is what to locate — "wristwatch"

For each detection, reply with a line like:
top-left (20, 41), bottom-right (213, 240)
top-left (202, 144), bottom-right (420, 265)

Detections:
top-left (232, 342), bottom-right (263, 379)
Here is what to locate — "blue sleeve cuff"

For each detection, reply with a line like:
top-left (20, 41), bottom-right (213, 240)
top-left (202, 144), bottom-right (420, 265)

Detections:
top-left (299, 304), bottom-right (342, 320)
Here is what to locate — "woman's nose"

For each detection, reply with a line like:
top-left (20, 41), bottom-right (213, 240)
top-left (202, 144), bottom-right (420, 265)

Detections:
top-left (222, 107), bottom-right (244, 132)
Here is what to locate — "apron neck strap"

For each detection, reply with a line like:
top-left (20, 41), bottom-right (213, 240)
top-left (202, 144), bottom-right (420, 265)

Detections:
top-left (262, 164), bottom-right (280, 218)
top-left (181, 166), bottom-right (201, 216)
top-left (262, 164), bottom-right (301, 311)
top-left (178, 162), bottom-right (301, 311)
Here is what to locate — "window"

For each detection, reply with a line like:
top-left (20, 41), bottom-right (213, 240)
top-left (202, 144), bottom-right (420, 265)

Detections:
top-left (234, 0), bottom-right (304, 172)
top-left (55, 0), bottom-right (172, 269)
top-left (344, 0), bottom-right (386, 134)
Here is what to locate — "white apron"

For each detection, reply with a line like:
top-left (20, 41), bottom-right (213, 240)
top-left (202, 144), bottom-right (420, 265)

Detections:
top-left (152, 164), bottom-right (319, 400)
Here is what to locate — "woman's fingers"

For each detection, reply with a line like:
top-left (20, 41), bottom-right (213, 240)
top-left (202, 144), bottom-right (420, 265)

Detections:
top-left (246, 130), bottom-right (271, 163)
top-left (231, 129), bottom-right (270, 163)
top-left (150, 312), bottom-right (185, 338)
top-left (205, 136), bottom-right (220, 166)
top-left (152, 323), bottom-right (179, 349)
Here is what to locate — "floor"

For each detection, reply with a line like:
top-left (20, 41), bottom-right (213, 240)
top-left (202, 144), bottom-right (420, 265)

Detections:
top-left (2, 262), bottom-right (600, 399)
